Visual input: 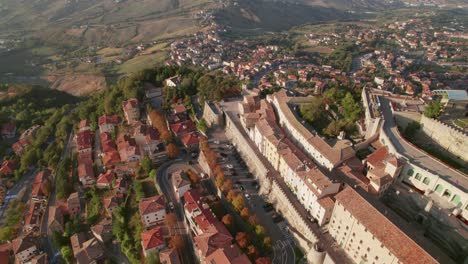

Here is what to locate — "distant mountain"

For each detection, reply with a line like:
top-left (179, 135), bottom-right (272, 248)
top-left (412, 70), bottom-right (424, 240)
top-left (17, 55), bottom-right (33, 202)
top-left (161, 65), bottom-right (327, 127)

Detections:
top-left (213, 0), bottom-right (400, 33)
top-left (0, 0), bottom-right (214, 47)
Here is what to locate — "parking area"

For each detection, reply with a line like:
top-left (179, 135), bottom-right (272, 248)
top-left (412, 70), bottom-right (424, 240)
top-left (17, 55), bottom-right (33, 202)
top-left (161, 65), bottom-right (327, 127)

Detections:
top-left (207, 136), bottom-right (298, 264)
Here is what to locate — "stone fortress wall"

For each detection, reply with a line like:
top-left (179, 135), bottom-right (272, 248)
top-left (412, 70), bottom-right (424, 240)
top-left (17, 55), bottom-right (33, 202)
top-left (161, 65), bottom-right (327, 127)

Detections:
top-left (420, 115), bottom-right (468, 162)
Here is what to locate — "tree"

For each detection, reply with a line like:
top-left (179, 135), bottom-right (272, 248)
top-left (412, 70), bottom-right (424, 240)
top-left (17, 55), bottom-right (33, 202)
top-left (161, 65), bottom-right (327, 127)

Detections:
top-left (61, 246), bottom-right (73, 264)
top-left (424, 101), bottom-right (442, 118)
top-left (186, 170), bottom-right (200, 184)
top-left (341, 92), bottom-right (361, 122)
top-left (145, 250), bottom-right (160, 264)
top-left (247, 245), bottom-right (258, 259)
top-left (222, 179), bottom-right (233, 192)
top-left (215, 173), bottom-right (225, 188)
top-left (196, 119), bottom-right (208, 133)
top-left (226, 190), bottom-right (238, 202)
top-left (248, 215), bottom-right (258, 225)
top-left (263, 236), bottom-right (272, 250)
top-left (165, 213), bottom-right (178, 229)
top-left (240, 208), bottom-right (250, 219)
top-left (141, 156), bottom-right (153, 173)
top-left (232, 195), bottom-right (245, 212)
top-left (300, 97), bottom-right (324, 123)
top-left (222, 214), bottom-right (234, 227)
top-left (255, 257), bottom-right (272, 264)
top-left (235, 232), bottom-right (249, 249)
top-left (255, 225), bottom-right (265, 237)
top-left (169, 235), bottom-right (184, 252)
top-left (166, 143), bottom-right (180, 159)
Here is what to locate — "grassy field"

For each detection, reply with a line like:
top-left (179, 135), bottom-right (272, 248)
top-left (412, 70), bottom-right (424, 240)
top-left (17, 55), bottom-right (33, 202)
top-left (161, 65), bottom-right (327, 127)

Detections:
top-left (119, 49), bottom-right (169, 75)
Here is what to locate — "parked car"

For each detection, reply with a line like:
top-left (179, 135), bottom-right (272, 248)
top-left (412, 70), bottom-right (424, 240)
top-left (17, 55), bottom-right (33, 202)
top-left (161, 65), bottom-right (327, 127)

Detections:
top-left (169, 202), bottom-right (175, 210)
top-left (244, 193), bottom-right (251, 200)
top-left (214, 140), bottom-right (220, 144)
top-left (225, 164), bottom-right (234, 169)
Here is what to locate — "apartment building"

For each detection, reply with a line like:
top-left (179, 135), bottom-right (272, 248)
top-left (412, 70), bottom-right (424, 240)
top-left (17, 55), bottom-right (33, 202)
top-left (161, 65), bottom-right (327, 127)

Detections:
top-left (240, 95), bottom-right (339, 225)
top-left (267, 90), bottom-right (355, 171)
top-left (329, 187), bottom-right (437, 264)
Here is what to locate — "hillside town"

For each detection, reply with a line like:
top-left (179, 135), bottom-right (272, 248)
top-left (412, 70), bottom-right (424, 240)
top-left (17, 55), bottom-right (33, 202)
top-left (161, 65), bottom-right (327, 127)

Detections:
top-left (0, 9), bottom-right (467, 264)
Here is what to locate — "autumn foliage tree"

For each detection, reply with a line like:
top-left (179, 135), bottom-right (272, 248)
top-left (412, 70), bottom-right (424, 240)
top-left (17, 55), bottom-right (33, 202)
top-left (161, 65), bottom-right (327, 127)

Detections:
top-left (186, 170), bottom-right (200, 184)
top-left (149, 109), bottom-right (172, 142)
top-left (166, 143), bottom-right (180, 159)
top-left (235, 232), bottom-right (249, 249)
top-left (248, 245), bottom-right (258, 259)
top-left (221, 214), bottom-right (234, 228)
top-left (169, 235), bottom-right (184, 252)
top-left (240, 208), bottom-right (250, 219)
top-left (255, 257), bottom-right (272, 264)
top-left (226, 190), bottom-right (238, 202)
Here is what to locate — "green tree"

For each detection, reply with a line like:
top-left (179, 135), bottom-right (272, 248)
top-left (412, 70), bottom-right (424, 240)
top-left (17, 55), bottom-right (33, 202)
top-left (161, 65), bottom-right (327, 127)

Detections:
top-left (424, 101), bottom-right (442, 118)
top-left (341, 92), bottom-right (361, 122)
top-left (61, 246), bottom-right (73, 264)
top-left (141, 156), bottom-right (153, 173)
top-left (300, 97), bottom-right (324, 123)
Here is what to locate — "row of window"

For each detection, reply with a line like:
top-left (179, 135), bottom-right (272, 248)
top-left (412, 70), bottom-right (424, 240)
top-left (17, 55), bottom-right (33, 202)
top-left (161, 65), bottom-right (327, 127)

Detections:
top-left (407, 169), bottom-right (464, 207)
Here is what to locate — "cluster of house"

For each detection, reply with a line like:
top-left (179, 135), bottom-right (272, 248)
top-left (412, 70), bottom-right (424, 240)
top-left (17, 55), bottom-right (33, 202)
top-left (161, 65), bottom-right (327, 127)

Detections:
top-left (165, 77), bottom-right (201, 150)
top-left (137, 194), bottom-right (181, 263)
top-left (0, 159), bottom-right (18, 202)
top-left (183, 189), bottom-right (251, 263)
top-left (0, 169), bottom-right (51, 263)
top-left (237, 90), bottom-right (438, 263)
top-left (10, 125), bottom-right (40, 156)
top-left (168, 30), bottom-right (246, 70)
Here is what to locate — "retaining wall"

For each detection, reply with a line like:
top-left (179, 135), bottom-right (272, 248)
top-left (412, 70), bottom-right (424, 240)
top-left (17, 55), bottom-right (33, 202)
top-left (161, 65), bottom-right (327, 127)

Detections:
top-left (420, 115), bottom-right (468, 162)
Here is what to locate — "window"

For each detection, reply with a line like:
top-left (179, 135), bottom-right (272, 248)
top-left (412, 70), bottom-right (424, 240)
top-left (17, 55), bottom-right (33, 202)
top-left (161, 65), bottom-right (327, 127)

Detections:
top-left (415, 173), bottom-right (422, 180)
top-left (423, 177), bottom-right (430, 185)
top-left (352, 233), bottom-right (356, 237)
top-left (346, 226), bottom-right (349, 230)
top-left (435, 184), bottom-right (444, 193)
top-left (407, 169), bottom-right (414, 176)
top-left (367, 247), bottom-right (370, 252)
top-left (359, 240), bottom-right (363, 244)
top-left (451, 195), bottom-right (461, 206)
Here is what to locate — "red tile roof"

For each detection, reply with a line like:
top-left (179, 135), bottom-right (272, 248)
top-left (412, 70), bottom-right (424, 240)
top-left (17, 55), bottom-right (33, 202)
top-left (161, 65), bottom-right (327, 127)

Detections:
top-left (139, 195), bottom-right (165, 216)
top-left (79, 119), bottom-right (91, 130)
top-left (159, 248), bottom-right (181, 264)
top-left (366, 146), bottom-right (389, 168)
top-left (97, 170), bottom-right (115, 186)
top-left (77, 130), bottom-right (93, 151)
top-left (78, 162), bottom-right (94, 180)
top-left (170, 120), bottom-right (196, 136)
top-left (335, 188), bottom-right (438, 264)
top-left (122, 98), bottom-right (139, 111)
top-left (0, 160), bottom-right (18, 175)
top-left (194, 224), bottom-right (233, 257)
top-left (98, 114), bottom-right (119, 126)
top-left (31, 170), bottom-right (50, 198)
top-left (141, 227), bottom-right (165, 250)
top-left (205, 244), bottom-right (251, 264)
top-left (181, 132), bottom-right (200, 147)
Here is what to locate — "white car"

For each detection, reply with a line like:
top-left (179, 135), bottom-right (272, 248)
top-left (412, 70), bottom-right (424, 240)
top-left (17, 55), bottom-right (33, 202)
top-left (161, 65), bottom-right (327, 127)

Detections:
top-left (225, 164), bottom-right (234, 169)
top-left (244, 193), bottom-right (251, 200)
top-left (169, 202), bottom-right (175, 210)
top-left (214, 140), bottom-right (220, 144)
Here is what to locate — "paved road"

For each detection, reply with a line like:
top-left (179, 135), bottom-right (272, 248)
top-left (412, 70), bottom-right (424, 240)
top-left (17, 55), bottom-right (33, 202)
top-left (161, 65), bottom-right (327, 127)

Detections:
top-left (94, 128), bottom-right (103, 172)
top-left (156, 160), bottom-right (197, 264)
top-left (208, 133), bottom-right (296, 264)
top-left (0, 167), bottom-right (37, 221)
top-left (379, 97), bottom-right (468, 191)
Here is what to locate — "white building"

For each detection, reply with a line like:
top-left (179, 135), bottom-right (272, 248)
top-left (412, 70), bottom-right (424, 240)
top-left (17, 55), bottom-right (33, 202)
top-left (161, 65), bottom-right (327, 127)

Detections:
top-left (329, 187), bottom-right (438, 264)
top-left (172, 170), bottom-right (191, 199)
top-left (139, 195), bottom-right (166, 228)
top-left (267, 90), bottom-right (355, 171)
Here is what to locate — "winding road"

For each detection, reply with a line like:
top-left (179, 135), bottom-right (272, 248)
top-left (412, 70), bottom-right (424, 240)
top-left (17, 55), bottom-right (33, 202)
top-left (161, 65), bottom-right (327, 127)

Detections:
top-left (156, 159), bottom-right (197, 264)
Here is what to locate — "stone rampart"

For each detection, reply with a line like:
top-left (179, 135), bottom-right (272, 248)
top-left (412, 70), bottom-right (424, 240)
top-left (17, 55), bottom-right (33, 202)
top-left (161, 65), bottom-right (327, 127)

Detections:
top-left (420, 115), bottom-right (468, 162)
